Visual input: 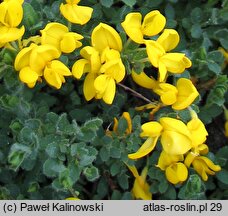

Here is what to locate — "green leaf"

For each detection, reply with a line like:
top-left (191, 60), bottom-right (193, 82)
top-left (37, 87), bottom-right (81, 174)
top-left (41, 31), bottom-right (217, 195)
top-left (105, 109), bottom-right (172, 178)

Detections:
top-left (216, 170), bottom-right (228, 185)
top-left (191, 7), bottom-right (202, 23)
top-left (43, 158), bottom-right (66, 178)
top-left (158, 181), bottom-right (169, 194)
top-left (100, 0), bottom-right (113, 7)
top-left (121, 0), bottom-right (136, 7)
top-left (83, 117), bottom-right (103, 131)
top-left (83, 166), bottom-right (100, 182)
top-left (191, 24), bottom-right (202, 38)
top-left (117, 173), bottom-right (129, 190)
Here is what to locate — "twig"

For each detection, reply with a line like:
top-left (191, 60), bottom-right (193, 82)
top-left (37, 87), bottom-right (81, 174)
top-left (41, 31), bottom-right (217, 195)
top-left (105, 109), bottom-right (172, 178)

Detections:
top-left (117, 82), bottom-right (153, 104)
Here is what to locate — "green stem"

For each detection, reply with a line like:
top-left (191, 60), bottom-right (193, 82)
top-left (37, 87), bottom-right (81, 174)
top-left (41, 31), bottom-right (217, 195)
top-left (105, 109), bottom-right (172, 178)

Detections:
top-left (188, 106), bottom-right (198, 119)
top-left (68, 21), bottom-right (72, 31)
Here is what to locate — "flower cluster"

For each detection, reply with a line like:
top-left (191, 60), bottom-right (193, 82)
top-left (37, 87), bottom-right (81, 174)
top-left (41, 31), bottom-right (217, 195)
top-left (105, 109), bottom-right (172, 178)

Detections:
top-left (0, 0), bottom-right (25, 48)
top-left (128, 111), bottom-right (221, 185)
top-left (72, 23), bottom-right (125, 104)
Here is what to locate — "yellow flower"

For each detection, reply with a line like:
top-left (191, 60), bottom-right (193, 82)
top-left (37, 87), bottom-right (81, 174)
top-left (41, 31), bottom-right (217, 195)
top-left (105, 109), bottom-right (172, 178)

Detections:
top-left (154, 78), bottom-right (199, 110)
top-left (121, 10), bottom-right (166, 44)
top-left (187, 117), bottom-right (208, 148)
top-left (185, 153), bottom-right (221, 181)
top-left (91, 23), bottom-right (122, 52)
top-left (65, 197), bottom-right (80, 200)
top-left (72, 46), bottom-right (101, 79)
top-left (0, 0), bottom-right (24, 27)
top-left (145, 40), bottom-right (192, 82)
top-left (14, 43), bottom-right (61, 88)
top-left (127, 165), bottom-right (152, 200)
top-left (22, 35), bottom-right (41, 47)
top-left (60, 0), bottom-right (93, 25)
top-left (41, 22), bottom-right (83, 53)
top-left (44, 60), bottom-right (72, 89)
top-left (157, 151), bottom-right (188, 184)
top-left (113, 112), bottom-right (132, 135)
top-left (128, 117), bottom-right (192, 160)
top-left (0, 24), bottom-right (25, 48)
top-left (131, 70), bottom-right (157, 89)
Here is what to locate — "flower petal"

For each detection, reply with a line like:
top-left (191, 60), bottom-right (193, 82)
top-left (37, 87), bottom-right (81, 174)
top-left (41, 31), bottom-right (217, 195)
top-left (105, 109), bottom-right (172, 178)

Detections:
top-left (131, 70), bottom-right (156, 89)
top-left (72, 59), bottom-right (90, 79)
top-left (140, 121), bottom-right (163, 137)
top-left (142, 10), bottom-right (166, 36)
top-left (161, 131), bottom-right (192, 155)
top-left (83, 73), bottom-right (96, 101)
top-left (60, 4), bottom-right (93, 25)
top-left (102, 77), bottom-right (116, 104)
top-left (121, 12), bottom-right (144, 44)
top-left (128, 137), bottom-right (158, 159)
top-left (19, 66), bottom-right (39, 86)
top-left (172, 78), bottom-right (199, 110)
top-left (91, 23), bottom-right (122, 52)
top-left (157, 29), bottom-right (180, 52)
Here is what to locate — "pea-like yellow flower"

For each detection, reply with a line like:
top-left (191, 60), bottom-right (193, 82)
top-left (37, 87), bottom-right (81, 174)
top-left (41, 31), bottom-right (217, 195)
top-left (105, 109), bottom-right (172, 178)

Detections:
top-left (72, 23), bottom-right (125, 104)
top-left (0, 0), bottom-right (25, 48)
top-left (44, 60), bottom-right (72, 89)
top-left (127, 165), bottom-right (152, 200)
top-left (60, 0), bottom-right (93, 25)
top-left (128, 117), bottom-right (192, 160)
top-left (157, 151), bottom-right (188, 184)
top-left (0, 0), bottom-right (24, 27)
top-left (145, 40), bottom-right (192, 82)
top-left (121, 10), bottom-right (166, 44)
top-left (113, 112), bottom-right (132, 135)
top-left (154, 78), bottom-right (199, 110)
top-left (185, 153), bottom-right (221, 181)
top-left (14, 43), bottom-right (69, 88)
top-left (41, 22), bottom-right (83, 53)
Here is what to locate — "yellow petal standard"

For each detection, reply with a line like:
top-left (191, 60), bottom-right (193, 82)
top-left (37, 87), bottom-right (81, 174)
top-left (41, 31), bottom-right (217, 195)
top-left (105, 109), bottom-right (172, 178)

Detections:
top-left (165, 162), bottom-right (188, 184)
top-left (121, 10), bottom-right (166, 44)
top-left (161, 130), bottom-right (192, 155)
top-left (60, 1), bottom-right (93, 25)
top-left (157, 29), bottom-right (180, 52)
top-left (140, 121), bottom-right (163, 137)
top-left (0, 0), bottom-right (23, 27)
top-left (160, 117), bottom-right (191, 138)
top-left (14, 43), bottom-right (36, 71)
top-left (141, 10), bottom-right (166, 37)
top-left (131, 70), bottom-right (157, 89)
top-left (128, 137), bottom-right (158, 159)
top-left (187, 118), bottom-right (208, 147)
top-left (121, 12), bottom-right (144, 44)
top-left (91, 23), bottom-right (122, 52)
top-left (172, 78), bottom-right (199, 110)
top-left (72, 59), bottom-right (90, 79)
